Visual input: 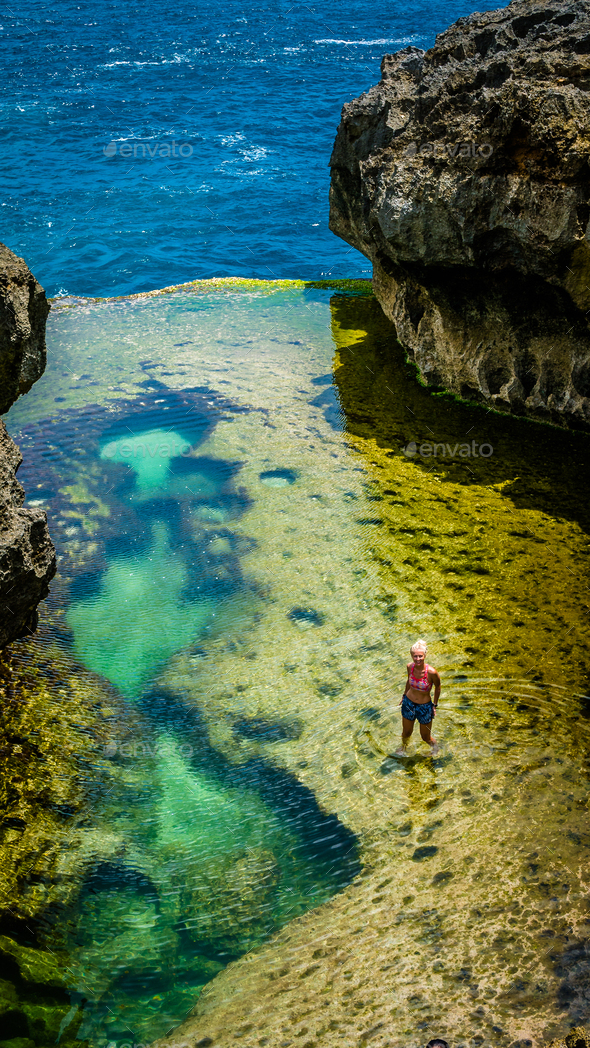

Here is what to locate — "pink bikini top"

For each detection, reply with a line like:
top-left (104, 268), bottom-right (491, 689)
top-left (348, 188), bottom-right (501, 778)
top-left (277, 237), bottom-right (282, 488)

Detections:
top-left (408, 662), bottom-right (431, 691)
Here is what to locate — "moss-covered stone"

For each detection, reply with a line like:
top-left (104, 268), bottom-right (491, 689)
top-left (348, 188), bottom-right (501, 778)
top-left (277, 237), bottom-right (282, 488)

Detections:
top-left (0, 936), bottom-right (87, 1047)
top-left (0, 639), bottom-right (142, 935)
top-left (0, 939), bottom-right (64, 992)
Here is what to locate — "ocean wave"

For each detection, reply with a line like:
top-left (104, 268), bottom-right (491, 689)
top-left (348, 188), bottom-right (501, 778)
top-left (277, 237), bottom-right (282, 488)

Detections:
top-left (101, 55), bottom-right (190, 68)
top-left (313, 37), bottom-right (419, 46)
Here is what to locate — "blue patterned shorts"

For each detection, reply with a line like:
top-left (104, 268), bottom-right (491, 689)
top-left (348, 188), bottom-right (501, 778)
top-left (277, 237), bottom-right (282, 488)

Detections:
top-left (401, 695), bottom-right (434, 724)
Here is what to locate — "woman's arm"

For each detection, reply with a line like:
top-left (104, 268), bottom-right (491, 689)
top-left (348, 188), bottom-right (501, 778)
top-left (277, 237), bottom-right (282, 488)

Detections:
top-left (431, 670), bottom-right (441, 706)
top-left (398, 665), bottom-right (411, 705)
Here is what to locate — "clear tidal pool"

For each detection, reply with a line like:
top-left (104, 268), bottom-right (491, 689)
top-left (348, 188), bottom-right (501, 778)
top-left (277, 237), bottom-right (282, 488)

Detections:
top-left (3, 284), bottom-right (590, 1048)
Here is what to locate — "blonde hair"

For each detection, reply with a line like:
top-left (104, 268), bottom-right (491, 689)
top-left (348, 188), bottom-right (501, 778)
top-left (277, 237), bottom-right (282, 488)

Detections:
top-left (410, 638), bottom-right (428, 655)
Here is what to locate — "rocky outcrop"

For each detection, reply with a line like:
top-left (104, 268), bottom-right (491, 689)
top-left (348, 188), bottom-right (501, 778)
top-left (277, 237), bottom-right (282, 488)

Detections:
top-left (0, 424), bottom-right (56, 646)
top-left (0, 242), bottom-right (49, 412)
top-left (0, 243), bottom-right (55, 646)
top-left (330, 0), bottom-right (590, 427)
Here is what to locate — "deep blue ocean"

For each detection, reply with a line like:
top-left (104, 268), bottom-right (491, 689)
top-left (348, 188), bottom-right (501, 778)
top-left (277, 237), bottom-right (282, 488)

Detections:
top-left (3, 0), bottom-right (498, 297)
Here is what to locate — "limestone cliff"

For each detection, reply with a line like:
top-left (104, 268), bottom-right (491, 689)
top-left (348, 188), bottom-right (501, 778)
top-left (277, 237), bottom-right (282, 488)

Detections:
top-left (0, 243), bottom-right (55, 646)
top-left (330, 0), bottom-right (590, 427)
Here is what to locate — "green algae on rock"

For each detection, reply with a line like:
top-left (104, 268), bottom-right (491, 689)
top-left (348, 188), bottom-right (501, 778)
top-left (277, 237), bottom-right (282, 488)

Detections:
top-left (0, 639), bottom-right (138, 935)
top-left (329, 294), bottom-right (590, 689)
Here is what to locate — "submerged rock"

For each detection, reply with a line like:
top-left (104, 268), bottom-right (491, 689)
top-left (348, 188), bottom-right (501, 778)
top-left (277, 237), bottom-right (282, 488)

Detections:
top-left (547, 1029), bottom-right (590, 1048)
top-left (0, 934), bottom-right (86, 1047)
top-left (329, 0), bottom-right (590, 427)
top-left (0, 243), bottom-right (55, 646)
top-left (174, 848), bottom-right (280, 957)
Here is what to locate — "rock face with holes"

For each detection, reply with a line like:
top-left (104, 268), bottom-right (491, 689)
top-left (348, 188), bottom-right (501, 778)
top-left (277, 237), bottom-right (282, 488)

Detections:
top-left (329, 0), bottom-right (590, 427)
top-left (0, 242), bottom-right (55, 646)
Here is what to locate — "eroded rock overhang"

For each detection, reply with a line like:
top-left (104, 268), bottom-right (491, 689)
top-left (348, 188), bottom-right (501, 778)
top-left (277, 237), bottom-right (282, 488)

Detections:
top-left (329, 0), bottom-right (590, 428)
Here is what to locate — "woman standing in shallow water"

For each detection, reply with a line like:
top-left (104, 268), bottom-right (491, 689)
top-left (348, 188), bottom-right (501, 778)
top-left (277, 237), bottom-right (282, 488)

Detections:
top-left (396, 639), bottom-right (441, 756)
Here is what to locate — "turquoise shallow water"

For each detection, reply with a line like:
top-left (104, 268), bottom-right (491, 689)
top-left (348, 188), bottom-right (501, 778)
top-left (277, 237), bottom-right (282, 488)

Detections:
top-left (67, 519), bottom-right (217, 697)
top-left (79, 425), bottom-right (238, 695)
top-left (6, 287), bottom-right (365, 1045)
top-left (5, 286), bottom-right (590, 1047)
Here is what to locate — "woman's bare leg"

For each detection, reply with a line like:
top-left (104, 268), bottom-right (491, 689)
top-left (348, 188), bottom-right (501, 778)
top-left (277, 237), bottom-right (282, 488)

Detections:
top-left (395, 717), bottom-right (415, 754)
top-left (419, 721), bottom-right (439, 754)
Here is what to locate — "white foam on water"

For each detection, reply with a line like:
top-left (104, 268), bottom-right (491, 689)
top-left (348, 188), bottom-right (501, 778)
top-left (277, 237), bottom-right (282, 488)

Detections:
top-left (313, 36), bottom-right (421, 45)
